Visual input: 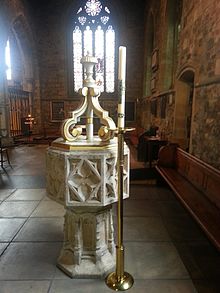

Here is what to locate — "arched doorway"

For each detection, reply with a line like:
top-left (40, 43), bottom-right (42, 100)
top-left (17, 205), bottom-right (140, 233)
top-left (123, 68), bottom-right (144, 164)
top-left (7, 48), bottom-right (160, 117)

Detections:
top-left (174, 69), bottom-right (195, 152)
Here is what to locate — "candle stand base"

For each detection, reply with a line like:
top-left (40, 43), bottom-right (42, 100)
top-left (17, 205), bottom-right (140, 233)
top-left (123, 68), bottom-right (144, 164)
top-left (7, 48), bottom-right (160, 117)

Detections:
top-left (105, 271), bottom-right (134, 291)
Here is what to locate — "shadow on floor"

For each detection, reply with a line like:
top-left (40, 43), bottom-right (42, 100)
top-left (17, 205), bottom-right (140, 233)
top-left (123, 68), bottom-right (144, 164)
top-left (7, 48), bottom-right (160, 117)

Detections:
top-left (130, 167), bottom-right (158, 181)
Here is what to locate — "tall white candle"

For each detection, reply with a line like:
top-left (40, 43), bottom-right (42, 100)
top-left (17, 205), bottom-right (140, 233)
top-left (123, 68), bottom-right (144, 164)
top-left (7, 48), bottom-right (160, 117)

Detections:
top-left (118, 46), bottom-right (126, 81)
top-left (118, 46), bottom-right (126, 128)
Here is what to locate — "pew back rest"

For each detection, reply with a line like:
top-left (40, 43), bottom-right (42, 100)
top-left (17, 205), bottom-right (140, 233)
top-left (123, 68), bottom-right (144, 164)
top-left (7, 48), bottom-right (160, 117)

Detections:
top-left (175, 148), bottom-right (220, 209)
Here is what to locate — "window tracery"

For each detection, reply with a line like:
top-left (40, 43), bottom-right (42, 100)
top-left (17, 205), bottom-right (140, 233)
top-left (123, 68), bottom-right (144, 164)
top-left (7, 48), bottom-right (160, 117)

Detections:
top-left (72, 0), bottom-right (115, 93)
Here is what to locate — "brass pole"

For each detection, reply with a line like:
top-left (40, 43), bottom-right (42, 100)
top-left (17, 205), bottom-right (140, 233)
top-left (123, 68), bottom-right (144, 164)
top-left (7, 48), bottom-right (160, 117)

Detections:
top-left (105, 128), bottom-right (134, 291)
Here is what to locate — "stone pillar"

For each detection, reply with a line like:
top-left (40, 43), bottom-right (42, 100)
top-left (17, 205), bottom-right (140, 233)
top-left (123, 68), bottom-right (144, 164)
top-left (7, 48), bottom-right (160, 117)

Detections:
top-left (46, 138), bottom-right (130, 278)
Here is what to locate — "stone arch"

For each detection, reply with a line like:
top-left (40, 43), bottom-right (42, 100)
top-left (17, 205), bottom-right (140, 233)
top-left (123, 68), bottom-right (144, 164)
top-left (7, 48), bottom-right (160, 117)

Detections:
top-left (162, 0), bottom-right (182, 91)
top-left (11, 14), bottom-right (35, 89)
top-left (143, 10), bottom-right (155, 97)
top-left (174, 67), bottom-right (195, 151)
top-left (5, 9), bottom-right (41, 132)
top-left (1, 8), bottom-right (40, 135)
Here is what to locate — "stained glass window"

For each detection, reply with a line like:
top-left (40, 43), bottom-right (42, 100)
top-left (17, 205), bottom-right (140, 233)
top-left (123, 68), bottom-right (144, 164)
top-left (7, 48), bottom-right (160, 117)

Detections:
top-left (85, 0), bottom-right (102, 16)
top-left (83, 26), bottom-right (93, 56)
top-left (95, 26), bottom-right (104, 92)
top-left (105, 26), bottom-right (115, 93)
top-left (72, 0), bottom-right (115, 93)
top-left (73, 27), bottom-right (83, 91)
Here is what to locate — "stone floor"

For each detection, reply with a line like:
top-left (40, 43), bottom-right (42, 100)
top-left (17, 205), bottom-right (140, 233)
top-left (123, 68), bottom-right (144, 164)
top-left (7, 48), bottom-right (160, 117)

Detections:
top-left (0, 144), bottom-right (219, 293)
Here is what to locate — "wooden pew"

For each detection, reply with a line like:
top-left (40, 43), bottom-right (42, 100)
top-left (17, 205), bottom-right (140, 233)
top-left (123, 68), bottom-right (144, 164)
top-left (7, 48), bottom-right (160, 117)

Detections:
top-left (156, 144), bottom-right (220, 250)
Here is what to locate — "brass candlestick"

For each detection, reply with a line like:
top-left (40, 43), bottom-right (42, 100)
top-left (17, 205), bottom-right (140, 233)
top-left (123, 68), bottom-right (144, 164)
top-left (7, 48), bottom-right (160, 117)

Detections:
top-left (105, 127), bottom-right (134, 291)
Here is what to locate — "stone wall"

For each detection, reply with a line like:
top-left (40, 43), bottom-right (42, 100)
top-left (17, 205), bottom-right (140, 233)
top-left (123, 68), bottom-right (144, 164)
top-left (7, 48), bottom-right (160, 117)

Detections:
top-left (178, 0), bottom-right (220, 77)
top-left (1, 0), bottom-right (144, 135)
top-left (4, 0), bottom-right (220, 169)
top-left (193, 84), bottom-right (220, 169)
top-left (32, 0), bottom-right (144, 132)
top-left (139, 0), bottom-right (178, 135)
top-left (140, 0), bottom-right (220, 169)
top-left (178, 0), bottom-right (220, 168)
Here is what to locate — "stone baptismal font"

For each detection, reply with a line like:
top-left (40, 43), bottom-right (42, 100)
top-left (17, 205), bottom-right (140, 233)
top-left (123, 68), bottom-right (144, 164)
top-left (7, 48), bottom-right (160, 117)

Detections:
top-left (46, 52), bottom-right (130, 279)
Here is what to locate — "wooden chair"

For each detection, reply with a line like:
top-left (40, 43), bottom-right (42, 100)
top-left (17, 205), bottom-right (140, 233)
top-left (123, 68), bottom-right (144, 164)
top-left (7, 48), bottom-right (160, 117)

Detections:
top-left (0, 138), bottom-right (11, 168)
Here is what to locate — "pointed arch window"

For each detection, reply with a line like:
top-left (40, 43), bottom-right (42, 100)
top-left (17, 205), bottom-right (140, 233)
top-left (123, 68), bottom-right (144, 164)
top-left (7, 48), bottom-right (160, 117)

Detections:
top-left (163, 0), bottom-right (182, 91)
top-left (72, 0), bottom-right (115, 93)
top-left (5, 39), bottom-right (12, 80)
